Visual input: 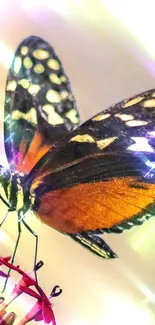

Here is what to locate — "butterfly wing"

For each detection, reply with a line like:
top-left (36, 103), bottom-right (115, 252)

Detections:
top-left (26, 89), bottom-right (155, 258)
top-left (4, 35), bottom-right (80, 173)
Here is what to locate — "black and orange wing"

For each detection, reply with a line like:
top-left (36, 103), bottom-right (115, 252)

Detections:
top-left (26, 89), bottom-right (155, 259)
top-left (4, 35), bottom-right (80, 174)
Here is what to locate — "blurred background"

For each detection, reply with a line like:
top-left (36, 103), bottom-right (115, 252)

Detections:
top-left (0, 0), bottom-right (155, 324)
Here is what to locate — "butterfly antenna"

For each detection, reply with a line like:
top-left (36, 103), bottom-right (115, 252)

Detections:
top-left (2, 219), bottom-right (22, 293)
top-left (34, 260), bottom-right (44, 272)
top-left (0, 195), bottom-right (11, 227)
top-left (22, 218), bottom-right (39, 286)
top-left (50, 285), bottom-right (62, 298)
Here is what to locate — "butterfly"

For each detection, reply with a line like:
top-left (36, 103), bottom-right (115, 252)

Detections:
top-left (1, 35), bottom-right (155, 280)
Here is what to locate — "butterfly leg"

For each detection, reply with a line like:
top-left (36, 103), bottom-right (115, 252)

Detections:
top-left (2, 217), bottom-right (22, 292)
top-left (0, 195), bottom-right (10, 209)
top-left (21, 219), bottom-right (39, 285)
top-left (0, 211), bottom-right (9, 227)
top-left (0, 194), bottom-right (11, 227)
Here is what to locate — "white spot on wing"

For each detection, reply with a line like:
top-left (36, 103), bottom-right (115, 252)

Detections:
top-left (66, 109), bottom-right (79, 124)
top-left (23, 57), bottom-right (33, 69)
top-left (61, 91), bottom-right (69, 99)
top-left (142, 99), bottom-right (155, 107)
top-left (6, 80), bottom-right (17, 91)
top-left (47, 59), bottom-right (60, 70)
top-left (42, 104), bottom-right (64, 125)
top-left (96, 137), bottom-right (117, 150)
top-left (14, 56), bottom-right (22, 74)
top-left (70, 134), bottom-right (95, 143)
top-left (46, 89), bottom-right (61, 103)
top-left (34, 64), bottom-right (45, 74)
top-left (18, 79), bottom-right (30, 89)
top-left (122, 96), bottom-right (144, 108)
top-left (128, 137), bottom-right (154, 153)
top-left (49, 73), bottom-right (61, 84)
top-left (12, 107), bottom-right (37, 125)
top-left (28, 84), bottom-right (41, 95)
top-left (20, 46), bottom-right (28, 56)
top-left (115, 113), bottom-right (134, 121)
top-left (33, 49), bottom-right (49, 60)
top-left (126, 120), bottom-right (148, 127)
top-left (92, 113), bottom-right (110, 121)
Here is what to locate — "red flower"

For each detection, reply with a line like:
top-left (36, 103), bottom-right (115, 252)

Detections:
top-left (17, 299), bottom-right (56, 325)
top-left (0, 257), bottom-right (62, 324)
top-left (17, 286), bottom-right (62, 325)
top-left (0, 312), bottom-right (16, 325)
top-left (0, 257), bottom-right (11, 265)
top-left (0, 257), bottom-right (11, 279)
top-left (0, 271), bottom-right (9, 279)
top-left (0, 257), bottom-right (41, 311)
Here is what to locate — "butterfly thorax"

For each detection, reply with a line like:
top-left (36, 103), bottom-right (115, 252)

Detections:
top-left (0, 166), bottom-right (11, 200)
top-left (4, 172), bottom-right (30, 213)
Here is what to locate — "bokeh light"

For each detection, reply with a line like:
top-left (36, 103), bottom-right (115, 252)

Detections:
top-left (101, 0), bottom-right (155, 59)
top-left (0, 40), bottom-right (13, 68)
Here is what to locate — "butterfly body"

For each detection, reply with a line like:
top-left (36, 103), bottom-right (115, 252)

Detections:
top-left (0, 170), bottom-right (27, 213)
top-left (1, 35), bottom-right (155, 266)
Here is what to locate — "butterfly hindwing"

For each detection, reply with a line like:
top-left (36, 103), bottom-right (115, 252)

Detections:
top-left (26, 88), bottom-right (155, 260)
top-left (70, 232), bottom-right (117, 259)
top-left (4, 35), bottom-right (80, 173)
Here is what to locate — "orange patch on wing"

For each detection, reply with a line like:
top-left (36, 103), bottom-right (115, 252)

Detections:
top-left (34, 177), bottom-right (155, 233)
top-left (17, 132), bottom-right (52, 173)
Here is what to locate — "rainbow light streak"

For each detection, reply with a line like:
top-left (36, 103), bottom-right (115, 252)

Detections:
top-left (145, 160), bottom-right (155, 169)
top-left (0, 167), bottom-right (9, 176)
top-left (0, 228), bottom-right (14, 249)
top-left (20, 0), bottom-right (84, 9)
top-left (5, 133), bottom-right (15, 143)
top-left (103, 294), bottom-right (152, 325)
top-left (144, 159), bottom-right (155, 177)
top-left (20, 0), bottom-right (87, 20)
top-left (101, 0), bottom-right (155, 62)
top-left (0, 40), bottom-right (13, 68)
top-left (71, 0), bottom-right (84, 8)
top-left (119, 263), bottom-right (155, 305)
top-left (20, 0), bottom-right (70, 15)
top-left (7, 122), bottom-right (15, 130)
top-left (4, 114), bottom-right (11, 123)
top-left (18, 211), bottom-right (28, 223)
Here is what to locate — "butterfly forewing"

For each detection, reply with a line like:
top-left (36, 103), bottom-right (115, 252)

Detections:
top-left (4, 35), bottom-right (80, 174)
top-left (27, 89), bottom-right (155, 240)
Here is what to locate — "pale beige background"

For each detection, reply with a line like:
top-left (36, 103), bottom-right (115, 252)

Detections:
top-left (0, 1), bottom-right (155, 324)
